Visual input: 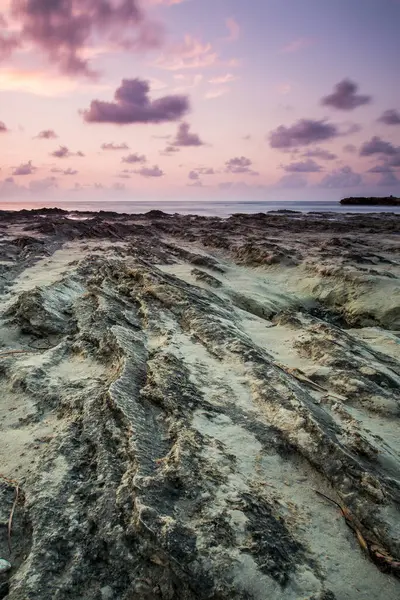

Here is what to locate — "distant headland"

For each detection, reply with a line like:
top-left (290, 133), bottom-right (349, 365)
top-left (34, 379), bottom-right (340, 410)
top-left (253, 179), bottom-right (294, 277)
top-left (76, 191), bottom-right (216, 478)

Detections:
top-left (341, 196), bottom-right (400, 206)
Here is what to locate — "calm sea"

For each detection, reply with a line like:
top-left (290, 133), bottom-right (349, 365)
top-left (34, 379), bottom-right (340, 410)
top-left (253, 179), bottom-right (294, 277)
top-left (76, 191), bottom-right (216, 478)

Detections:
top-left (0, 200), bottom-right (400, 217)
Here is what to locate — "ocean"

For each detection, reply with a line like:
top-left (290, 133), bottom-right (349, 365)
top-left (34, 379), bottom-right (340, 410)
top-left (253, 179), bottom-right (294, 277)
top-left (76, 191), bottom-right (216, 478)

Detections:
top-left (0, 200), bottom-right (400, 217)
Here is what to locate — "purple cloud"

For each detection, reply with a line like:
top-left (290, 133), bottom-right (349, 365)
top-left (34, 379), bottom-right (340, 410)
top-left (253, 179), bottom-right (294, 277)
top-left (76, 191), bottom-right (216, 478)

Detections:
top-left (225, 156), bottom-right (258, 175)
top-left (302, 147), bottom-right (337, 161)
top-left (35, 129), bottom-right (58, 139)
top-left (101, 142), bottom-right (130, 150)
top-left (343, 144), bottom-right (357, 153)
top-left (320, 166), bottom-right (362, 188)
top-left (160, 145), bottom-right (180, 156)
top-left (83, 79), bottom-right (189, 124)
top-left (50, 146), bottom-right (85, 158)
top-left (377, 172), bottom-right (400, 186)
top-left (29, 177), bottom-right (58, 192)
top-left (321, 79), bottom-right (371, 110)
top-left (136, 165), bottom-right (164, 177)
top-left (188, 170), bottom-right (199, 180)
top-left (378, 109), bottom-right (400, 126)
top-left (122, 153), bottom-right (146, 164)
top-left (51, 167), bottom-right (78, 175)
top-left (172, 122), bottom-right (204, 146)
top-left (0, 121), bottom-right (8, 133)
top-left (12, 160), bottom-right (36, 176)
top-left (277, 174), bottom-right (308, 188)
top-left (367, 163), bottom-right (393, 173)
top-left (195, 167), bottom-right (216, 175)
top-left (359, 136), bottom-right (399, 156)
top-left (0, 16), bottom-right (19, 60)
top-left (10, 0), bottom-right (162, 76)
top-left (282, 158), bottom-right (322, 173)
top-left (269, 119), bottom-right (339, 149)
top-left (187, 180), bottom-right (203, 188)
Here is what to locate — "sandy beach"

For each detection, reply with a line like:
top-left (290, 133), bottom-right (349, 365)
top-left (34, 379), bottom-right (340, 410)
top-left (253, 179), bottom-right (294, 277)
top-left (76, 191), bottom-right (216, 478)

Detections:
top-left (0, 207), bottom-right (400, 600)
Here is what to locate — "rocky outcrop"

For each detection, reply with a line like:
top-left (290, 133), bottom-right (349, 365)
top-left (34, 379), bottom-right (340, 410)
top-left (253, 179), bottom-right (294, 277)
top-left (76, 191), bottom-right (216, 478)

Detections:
top-left (0, 209), bottom-right (399, 599)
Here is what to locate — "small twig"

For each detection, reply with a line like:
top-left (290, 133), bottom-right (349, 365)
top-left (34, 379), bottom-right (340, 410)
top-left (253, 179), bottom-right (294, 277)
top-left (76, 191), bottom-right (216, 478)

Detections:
top-left (8, 485), bottom-right (19, 555)
top-left (314, 489), bottom-right (343, 513)
top-left (0, 474), bottom-right (20, 556)
top-left (0, 350), bottom-right (32, 359)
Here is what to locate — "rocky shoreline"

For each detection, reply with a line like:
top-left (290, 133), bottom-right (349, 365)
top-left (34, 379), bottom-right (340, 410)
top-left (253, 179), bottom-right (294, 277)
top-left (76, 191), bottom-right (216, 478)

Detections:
top-left (0, 208), bottom-right (399, 600)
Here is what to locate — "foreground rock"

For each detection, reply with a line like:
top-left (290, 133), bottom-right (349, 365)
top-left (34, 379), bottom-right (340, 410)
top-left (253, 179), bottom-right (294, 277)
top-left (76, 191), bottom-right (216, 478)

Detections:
top-left (0, 208), bottom-right (399, 600)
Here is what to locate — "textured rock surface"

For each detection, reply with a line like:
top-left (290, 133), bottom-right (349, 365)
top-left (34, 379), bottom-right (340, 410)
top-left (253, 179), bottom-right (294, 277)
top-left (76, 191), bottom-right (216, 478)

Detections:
top-left (0, 208), bottom-right (399, 599)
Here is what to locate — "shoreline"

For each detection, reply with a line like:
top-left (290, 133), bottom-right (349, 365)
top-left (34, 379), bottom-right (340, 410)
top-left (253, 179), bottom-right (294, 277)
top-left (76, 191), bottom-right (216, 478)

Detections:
top-left (0, 208), bottom-right (399, 599)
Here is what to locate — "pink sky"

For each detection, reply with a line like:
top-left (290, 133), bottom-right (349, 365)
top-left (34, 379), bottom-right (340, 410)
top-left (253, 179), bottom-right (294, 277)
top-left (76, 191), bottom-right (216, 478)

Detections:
top-left (0, 0), bottom-right (399, 204)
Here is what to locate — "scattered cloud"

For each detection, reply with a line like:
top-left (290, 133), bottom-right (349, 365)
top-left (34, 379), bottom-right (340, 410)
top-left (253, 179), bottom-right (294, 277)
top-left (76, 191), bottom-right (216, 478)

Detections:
top-left (35, 129), bottom-right (58, 139)
top-left (82, 78), bottom-right (189, 124)
top-left (282, 158), bottom-right (322, 173)
top-left (302, 147), bottom-right (337, 160)
top-left (269, 119), bottom-right (339, 149)
top-left (209, 74), bottom-right (237, 85)
top-left (243, 134), bottom-right (252, 141)
top-left (101, 142), bottom-right (130, 150)
top-left (225, 156), bottom-right (258, 175)
top-left (281, 38), bottom-right (313, 53)
top-left (8, 0), bottom-right (163, 77)
top-left (12, 160), bottom-right (36, 176)
top-left (343, 144), bottom-right (357, 154)
top-left (136, 165), bottom-right (164, 177)
top-left (319, 166), bottom-right (362, 188)
top-left (377, 171), bottom-right (400, 186)
top-left (154, 35), bottom-right (218, 70)
top-left (187, 179), bottom-right (203, 187)
top-left (160, 145), bottom-right (180, 156)
top-left (321, 79), bottom-right (371, 111)
top-left (277, 174), bottom-right (308, 188)
top-left (359, 136), bottom-right (399, 156)
top-left (188, 170), bottom-right (199, 180)
top-left (122, 153), bottom-right (147, 164)
top-left (51, 167), bottom-right (78, 175)
top-left (29, 177), bottom-right (58, 193)
top-left (50, 146), bottom-right (85, 158)
top-left (195, 167), bottom-right (216, 175)
top-left (0, 121), bottom-right (8, 133)
top-left (378, 109), bottom-right (400, 125)
top-left (367, 163), bottom-right (393, 173)
top-left (172, 122), bottom-right (204, 146)
top-left (148, 0), bottom-right (186, 5)
top-left (225, 17), bottom-right (240, 42)
top-left (0, 18), bottom-right (19, 61)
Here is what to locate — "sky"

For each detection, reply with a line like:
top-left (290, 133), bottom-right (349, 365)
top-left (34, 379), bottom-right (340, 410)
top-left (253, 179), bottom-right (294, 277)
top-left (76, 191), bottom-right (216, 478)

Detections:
top-left (0, 0), bottom-right (400, 205)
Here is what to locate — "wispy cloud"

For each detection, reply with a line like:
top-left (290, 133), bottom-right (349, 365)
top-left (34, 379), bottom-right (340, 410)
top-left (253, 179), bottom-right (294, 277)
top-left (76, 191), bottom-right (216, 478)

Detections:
top-left (209, 73), bottom-right (237, 85)
top-left (281, 38), bottom-right (314, 53)
top-left (205, 88), bottom-right (229, 99)
top-left (154, 35), bottom-right (218, 70)
top-left (225, 17), bottom-right (240, 42)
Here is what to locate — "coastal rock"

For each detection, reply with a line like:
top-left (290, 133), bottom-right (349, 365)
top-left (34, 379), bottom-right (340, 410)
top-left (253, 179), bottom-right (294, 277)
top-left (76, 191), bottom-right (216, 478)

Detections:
top-left (0, 208), bottom-right (399, 599)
